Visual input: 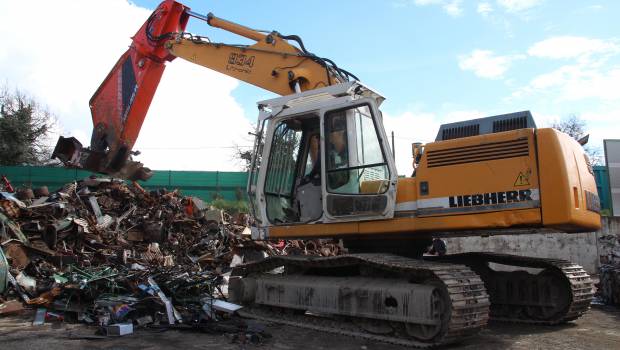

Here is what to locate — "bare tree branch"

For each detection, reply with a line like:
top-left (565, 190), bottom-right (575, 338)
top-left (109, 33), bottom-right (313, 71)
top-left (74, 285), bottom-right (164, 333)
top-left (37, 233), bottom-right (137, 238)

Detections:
top-left (550, 114), bottom-right (603, 165)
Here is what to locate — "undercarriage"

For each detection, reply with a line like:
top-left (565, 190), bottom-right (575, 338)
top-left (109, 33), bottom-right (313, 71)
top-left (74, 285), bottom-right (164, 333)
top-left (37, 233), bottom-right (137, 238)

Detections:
top-left (430, 252), bottom-right (593, 324)
top-left (230, 252), bottom-right (593, 347)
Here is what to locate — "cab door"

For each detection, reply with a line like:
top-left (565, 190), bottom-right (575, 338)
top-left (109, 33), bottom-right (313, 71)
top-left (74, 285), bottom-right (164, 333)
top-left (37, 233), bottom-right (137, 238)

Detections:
top-left (320, 99), bottom-right (398, 222)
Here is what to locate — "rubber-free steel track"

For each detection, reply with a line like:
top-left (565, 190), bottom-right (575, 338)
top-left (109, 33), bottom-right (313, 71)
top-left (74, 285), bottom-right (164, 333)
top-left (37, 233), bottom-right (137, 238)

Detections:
top-left (234, 254), bottom-right (490, 348)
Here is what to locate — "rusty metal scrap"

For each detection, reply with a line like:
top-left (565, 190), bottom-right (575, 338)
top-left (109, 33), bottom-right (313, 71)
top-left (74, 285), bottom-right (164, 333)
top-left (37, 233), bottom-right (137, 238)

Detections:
top-left (0, 300), bottom-right (24, 315)
top-left (0, 175), bottom-right (342, 338)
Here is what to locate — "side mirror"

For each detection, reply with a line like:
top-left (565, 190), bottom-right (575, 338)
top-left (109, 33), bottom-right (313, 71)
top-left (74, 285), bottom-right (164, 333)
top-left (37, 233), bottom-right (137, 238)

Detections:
top-left (577, 134), bottom-right (589, 146)
top-left (412, 142), bottom-right (424, 167)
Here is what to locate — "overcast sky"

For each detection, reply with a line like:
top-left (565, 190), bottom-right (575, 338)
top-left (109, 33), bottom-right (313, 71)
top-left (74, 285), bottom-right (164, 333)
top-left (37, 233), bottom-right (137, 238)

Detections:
top-left (1, 0), bottom-right (618, 174)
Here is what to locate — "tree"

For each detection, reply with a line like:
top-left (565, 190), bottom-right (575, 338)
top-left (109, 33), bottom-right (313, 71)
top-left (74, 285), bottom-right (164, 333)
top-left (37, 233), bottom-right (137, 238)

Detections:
top-left (0, 86), bottom-right (57, 165)
top-left (550, 114), bottom-right (602, 165)
top-left (550, 115), bottom-right (586, 140)
top-left (232, 124), bottom-right (262, 172)
top-left (233, 145), bottom-right (254, 171)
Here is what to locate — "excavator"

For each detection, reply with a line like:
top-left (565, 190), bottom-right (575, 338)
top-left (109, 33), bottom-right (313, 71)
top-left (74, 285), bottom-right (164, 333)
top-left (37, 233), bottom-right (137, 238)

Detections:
top-left (52, 1), bottom-right (601, 347)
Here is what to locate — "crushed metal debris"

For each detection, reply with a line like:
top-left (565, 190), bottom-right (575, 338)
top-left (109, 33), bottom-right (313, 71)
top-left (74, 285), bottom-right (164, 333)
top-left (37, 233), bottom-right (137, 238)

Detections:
top-left (597, 234), bottom-right (620, 306)
top-left (597, 265), bottom-right (620, 306)
top-left (596, 234), bottom-right (620, 306)
top-left (0, 176), bottom-right (342, 341)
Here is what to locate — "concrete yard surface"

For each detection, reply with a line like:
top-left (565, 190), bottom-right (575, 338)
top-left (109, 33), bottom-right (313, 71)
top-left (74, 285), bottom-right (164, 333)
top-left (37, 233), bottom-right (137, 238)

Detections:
top-left (1, 306), bottom-right (619, 350)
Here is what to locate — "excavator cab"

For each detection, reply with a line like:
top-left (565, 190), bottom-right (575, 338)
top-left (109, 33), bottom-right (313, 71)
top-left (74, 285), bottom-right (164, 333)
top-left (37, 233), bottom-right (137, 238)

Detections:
top-left (247, 82), bottom-right (398, 238)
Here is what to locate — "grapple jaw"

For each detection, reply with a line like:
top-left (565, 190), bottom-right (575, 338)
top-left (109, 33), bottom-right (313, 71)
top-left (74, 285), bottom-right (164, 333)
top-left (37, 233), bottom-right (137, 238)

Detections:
top-left (52, 136), bottom-right (153, 181)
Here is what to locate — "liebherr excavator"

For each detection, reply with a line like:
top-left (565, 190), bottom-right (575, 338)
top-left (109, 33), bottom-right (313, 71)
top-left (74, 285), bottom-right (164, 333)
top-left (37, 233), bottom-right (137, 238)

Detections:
top-left (53, 1), bottom-right (601, 347)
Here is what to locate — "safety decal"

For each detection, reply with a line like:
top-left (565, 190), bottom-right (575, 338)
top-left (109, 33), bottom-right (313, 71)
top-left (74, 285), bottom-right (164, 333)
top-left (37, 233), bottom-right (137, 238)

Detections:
top-left (514, 169), bottom-right (531, 186)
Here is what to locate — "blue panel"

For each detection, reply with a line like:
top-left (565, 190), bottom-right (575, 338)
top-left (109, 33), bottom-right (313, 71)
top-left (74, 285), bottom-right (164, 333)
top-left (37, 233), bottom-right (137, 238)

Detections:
top-left (593, 166), bottom-right (610, 211)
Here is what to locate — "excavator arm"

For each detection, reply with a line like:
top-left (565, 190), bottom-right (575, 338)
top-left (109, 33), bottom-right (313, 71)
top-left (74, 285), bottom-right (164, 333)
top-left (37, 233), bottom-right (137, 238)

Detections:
top-left (171, 13), bottom-right (352, 95)
top-left (52, 0), bottom-right (355, 180)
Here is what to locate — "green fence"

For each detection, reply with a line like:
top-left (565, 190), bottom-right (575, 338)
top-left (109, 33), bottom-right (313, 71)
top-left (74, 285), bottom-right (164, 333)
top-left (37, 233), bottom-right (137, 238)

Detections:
top-left (0, 166), bottom-right (248, 202)
top-left (3, 165), bottom-right (611, 210)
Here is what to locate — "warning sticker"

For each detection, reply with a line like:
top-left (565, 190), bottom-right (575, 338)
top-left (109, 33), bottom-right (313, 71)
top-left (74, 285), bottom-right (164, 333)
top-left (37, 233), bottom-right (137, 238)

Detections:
top-left (514, 170), bottom-right (531, 186)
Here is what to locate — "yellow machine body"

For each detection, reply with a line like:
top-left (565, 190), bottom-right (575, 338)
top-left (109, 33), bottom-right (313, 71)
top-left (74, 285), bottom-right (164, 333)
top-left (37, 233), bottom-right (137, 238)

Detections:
top-left (266, 127), bottom-right (601, 239)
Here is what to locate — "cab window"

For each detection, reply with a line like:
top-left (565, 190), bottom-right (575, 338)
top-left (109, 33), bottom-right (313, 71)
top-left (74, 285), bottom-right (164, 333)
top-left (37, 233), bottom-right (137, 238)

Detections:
top-left (264, 116), bottom-right (322, 223)
top-left (324, 105), bottom-right (389, 194)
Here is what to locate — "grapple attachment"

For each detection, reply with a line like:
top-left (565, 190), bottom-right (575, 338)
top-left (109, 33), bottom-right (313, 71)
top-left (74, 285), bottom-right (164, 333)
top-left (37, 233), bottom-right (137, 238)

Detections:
top-left (52, 136), bottom-right (153, 181)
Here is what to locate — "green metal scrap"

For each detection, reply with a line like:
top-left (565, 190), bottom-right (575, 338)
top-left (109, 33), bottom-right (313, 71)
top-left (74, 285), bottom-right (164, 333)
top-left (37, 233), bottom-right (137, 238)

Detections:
top-left (0, 246), bottom-right (8, 294)
top-left (0, 212), bottom-right (29, 246)
top-left (53, 273), bottom-right (69, 284)
top-left (64, 265), bottom-right (120, 290)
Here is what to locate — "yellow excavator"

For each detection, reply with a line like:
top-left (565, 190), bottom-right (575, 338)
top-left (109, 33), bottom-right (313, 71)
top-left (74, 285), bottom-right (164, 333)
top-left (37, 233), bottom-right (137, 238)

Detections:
top-left (52, 1), bottom-right (601, 347)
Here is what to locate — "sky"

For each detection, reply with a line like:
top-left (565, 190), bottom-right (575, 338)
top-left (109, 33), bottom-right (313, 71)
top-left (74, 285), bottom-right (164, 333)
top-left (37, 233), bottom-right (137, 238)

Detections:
top-left (1, 0), bottom-right (618, 175)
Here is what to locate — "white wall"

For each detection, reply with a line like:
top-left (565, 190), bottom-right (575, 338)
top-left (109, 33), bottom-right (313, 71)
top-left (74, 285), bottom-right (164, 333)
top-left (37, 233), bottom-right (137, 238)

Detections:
top-left (443, 217), bottom-right (620, 274)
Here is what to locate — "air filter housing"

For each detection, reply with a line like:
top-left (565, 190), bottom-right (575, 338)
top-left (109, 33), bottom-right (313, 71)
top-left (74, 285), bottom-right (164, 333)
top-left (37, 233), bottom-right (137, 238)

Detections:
top-left (435, 111), bottom-right (536, 141)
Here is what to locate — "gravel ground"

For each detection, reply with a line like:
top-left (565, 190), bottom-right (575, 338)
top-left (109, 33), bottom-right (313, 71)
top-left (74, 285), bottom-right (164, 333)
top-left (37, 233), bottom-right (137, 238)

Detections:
top-left (1, 306), bottom-right (619, 350)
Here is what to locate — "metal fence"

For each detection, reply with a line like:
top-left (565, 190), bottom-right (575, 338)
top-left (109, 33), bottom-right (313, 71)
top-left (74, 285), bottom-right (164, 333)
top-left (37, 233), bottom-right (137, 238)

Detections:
top-left (1, 165), bottom-right (613, 210)
top-left (0, 166), bottom-right (248, 202)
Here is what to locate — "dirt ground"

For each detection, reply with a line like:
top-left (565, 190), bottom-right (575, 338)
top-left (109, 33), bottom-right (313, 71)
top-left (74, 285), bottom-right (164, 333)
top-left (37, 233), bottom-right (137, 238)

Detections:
top-left (1, 305), bottom-right (619, 350)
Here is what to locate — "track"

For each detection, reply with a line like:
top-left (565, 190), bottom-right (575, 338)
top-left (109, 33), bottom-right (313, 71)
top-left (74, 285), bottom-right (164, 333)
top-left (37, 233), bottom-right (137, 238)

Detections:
top-left (233, 254), bottom-right (490, 348)
top-left (429, 252), bottom-right (593, 325)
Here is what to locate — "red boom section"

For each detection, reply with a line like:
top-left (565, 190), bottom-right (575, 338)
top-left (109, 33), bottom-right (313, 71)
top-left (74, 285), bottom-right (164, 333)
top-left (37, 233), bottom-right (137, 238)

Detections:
top-left (90, 0), bottom-right (188, 161)
top-left (53, 1), bottom-right (189, 179)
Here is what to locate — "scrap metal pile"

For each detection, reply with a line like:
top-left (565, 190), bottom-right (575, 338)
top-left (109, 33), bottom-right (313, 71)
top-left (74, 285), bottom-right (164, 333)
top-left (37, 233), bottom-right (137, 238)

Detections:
top-left (597, 234), bottom-right (620, 306)
top-left (0, 177), bottom-right (342, 337)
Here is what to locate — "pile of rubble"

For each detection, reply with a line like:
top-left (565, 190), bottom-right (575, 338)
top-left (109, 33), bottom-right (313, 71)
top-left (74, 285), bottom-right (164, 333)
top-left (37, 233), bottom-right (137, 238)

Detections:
top-left (597, 234), bottom-right (620, 306)
top-left (598, 265), bottom-right (620, 306)
top-left (0, 176), bottom-right (342, 339)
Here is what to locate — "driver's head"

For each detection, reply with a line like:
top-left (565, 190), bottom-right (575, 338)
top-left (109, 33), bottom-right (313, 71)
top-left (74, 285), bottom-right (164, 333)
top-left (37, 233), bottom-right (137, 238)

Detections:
top-left (329, 130), bottom-right (346, 154)
top-left (309, 134), bottom-right (320, 163)
top-left (328, 114), bottom-right (346, 154)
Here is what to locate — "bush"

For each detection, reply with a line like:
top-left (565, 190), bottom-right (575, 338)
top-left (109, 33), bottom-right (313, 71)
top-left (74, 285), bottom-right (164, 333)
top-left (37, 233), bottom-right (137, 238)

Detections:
top-left (210, 198), bottom-right (249, 215)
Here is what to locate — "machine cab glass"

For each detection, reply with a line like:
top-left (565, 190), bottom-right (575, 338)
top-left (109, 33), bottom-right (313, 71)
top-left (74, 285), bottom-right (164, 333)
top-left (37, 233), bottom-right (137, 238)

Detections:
top-left (322, 103), bottom-right (393, 221)
top-left (259, 97), bottom-right (396, 226)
